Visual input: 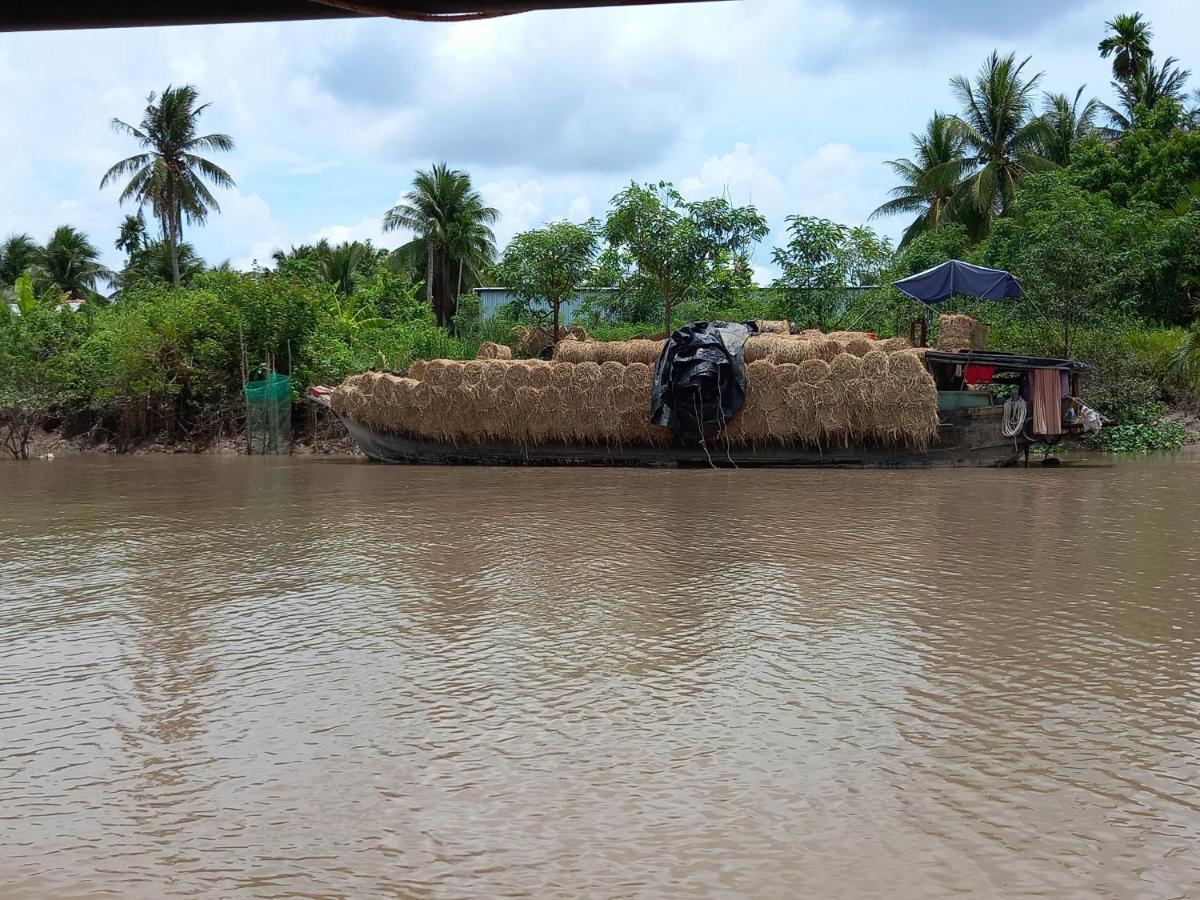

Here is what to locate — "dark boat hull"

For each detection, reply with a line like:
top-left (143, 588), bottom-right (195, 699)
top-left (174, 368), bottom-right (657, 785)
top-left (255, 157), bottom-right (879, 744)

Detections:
top-left (341, 406), bottom-right (1024, 468)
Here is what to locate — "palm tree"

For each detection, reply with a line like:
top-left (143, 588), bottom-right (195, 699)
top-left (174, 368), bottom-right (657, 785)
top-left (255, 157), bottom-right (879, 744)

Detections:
top-left (0, 234), bottom-right (42, 285)
top-left (949, 52), bottom-right (1056, 230)
top-left (1098, 13), bottom-right (1154, 83)
top-left (1040, 87), bottom-right (1102, 166)
top-left (1102, 56), bottom-right (1193, 131)
top-left (115, 213), bottom-right (148, 258)
top-left (118, 239), bottom-right (205, 288)
top-left (36, 226), bottom-right (111, 298)
top-left (870, 114), bottom-right (966, 246)
top-left (100, 85), bottom-right (234, 286)
top-left (447, 212), bottom-right (497, 298)
top-left (382, 163), bottom-right (497, 327)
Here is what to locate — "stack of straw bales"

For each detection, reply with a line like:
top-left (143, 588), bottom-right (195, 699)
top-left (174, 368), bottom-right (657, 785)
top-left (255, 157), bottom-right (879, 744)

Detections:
top-left (937, 314), bottom-right (988, 351)
top-left (332, 331), bottom-right (941, 451)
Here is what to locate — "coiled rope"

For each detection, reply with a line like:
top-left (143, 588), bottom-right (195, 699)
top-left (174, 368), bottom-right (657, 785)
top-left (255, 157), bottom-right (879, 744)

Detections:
top-left (1002, 396), bottom-right (1027, 438)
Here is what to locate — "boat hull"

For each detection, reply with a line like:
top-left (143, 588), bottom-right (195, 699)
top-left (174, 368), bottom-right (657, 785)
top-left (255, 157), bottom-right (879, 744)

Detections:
top-left (341, 406), bottom-right (1024, 468)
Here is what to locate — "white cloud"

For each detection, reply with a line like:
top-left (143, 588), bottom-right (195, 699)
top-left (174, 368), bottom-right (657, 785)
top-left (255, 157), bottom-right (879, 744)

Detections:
top-left (0, 0), bottom-right (1195, 279)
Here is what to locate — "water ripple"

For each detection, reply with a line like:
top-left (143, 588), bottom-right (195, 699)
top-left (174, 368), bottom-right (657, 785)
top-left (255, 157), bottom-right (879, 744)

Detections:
top-left (1, 454), bottom-right (1199, 898)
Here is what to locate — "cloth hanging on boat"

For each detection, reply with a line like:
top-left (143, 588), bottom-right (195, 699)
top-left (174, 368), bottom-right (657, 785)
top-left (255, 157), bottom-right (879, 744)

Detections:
top-left (964, 364), bottom-right (996, 384)
top-left (1030, 368), bottom-right (1063, 436)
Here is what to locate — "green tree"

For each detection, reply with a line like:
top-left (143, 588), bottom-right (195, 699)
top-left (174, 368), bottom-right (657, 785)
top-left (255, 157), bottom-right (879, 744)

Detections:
top-left (115, 213), bottom-right (148, 258)
top-left (101, 85), bottom-right (235, 286)
top-left (119, 239), bottom-right (205, 288)
top-left (979, 173), bottom-right (1137, 357)
top-left (496, 220), bottom-right (600, 342)
top-left (1040, 87), bottom-right (1101, 166)
top-left (37, 225), bottom-right (111, 298)
top-left (871, 113), bottom-right (966, 246)
top-left (604, 181), bottom-right (768, 335)
top-left (0, 234), bottom-right (42, 285)
top-left (949, 52), bottom-right (1057, 231)
top-left (382, 163), bottom-right (498, 328)
top-left (1102, 56), bottom-right (1192, 131)
top-left (1098, 12), bottom-right (1154, 82)
top-left (770, 217), bottom-right (893, 330)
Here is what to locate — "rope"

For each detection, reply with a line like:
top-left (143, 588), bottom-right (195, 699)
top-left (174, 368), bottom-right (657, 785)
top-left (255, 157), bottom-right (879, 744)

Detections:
top-left (1002, 396), bottom-right (1027, 438)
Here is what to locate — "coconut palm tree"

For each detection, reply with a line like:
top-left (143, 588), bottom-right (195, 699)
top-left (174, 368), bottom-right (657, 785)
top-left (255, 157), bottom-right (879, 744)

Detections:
top-left (0, 234), bottom-right (42, 285)
top-left (949, 52), bottom-right (1056, 230)
top-left (115, 213), bottom-right (148, 258)
top-left (870, 114), bottom-right (966, 247)
top-left (1101, 56), bottom-right (1193, 131)
top-left (100, 85), bottom-right (234, 286)
top-left (1040, 87), bottom-right (1102, 166)
top-left (382, 163), bottom-right (497, 327)
top-left (1098, 12), bottom-right (1154, 83)
top-left (36, 226), bottom-right (111, 298)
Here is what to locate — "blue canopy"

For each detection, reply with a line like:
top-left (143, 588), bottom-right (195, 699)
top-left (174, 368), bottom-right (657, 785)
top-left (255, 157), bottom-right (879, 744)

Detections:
top-left (893, 260), bottom-right (1022, 305)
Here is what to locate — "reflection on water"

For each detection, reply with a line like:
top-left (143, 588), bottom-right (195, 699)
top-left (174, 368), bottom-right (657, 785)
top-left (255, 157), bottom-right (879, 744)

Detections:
top-left (1, 454), bottom-right (1198, 898)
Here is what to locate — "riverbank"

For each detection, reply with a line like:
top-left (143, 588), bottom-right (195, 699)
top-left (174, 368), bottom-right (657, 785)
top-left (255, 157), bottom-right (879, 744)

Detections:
top-left (13, 400), bottom-right (1200, 462)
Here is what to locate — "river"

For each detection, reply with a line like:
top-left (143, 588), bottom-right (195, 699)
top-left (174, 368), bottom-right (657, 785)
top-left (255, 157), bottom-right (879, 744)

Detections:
top-left (1, 454), bottom-right (1198, 898)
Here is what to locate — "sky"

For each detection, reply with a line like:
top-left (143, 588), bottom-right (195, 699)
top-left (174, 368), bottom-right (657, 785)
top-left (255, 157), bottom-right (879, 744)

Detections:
top-left (0, 0), bottom-right (1196, 278)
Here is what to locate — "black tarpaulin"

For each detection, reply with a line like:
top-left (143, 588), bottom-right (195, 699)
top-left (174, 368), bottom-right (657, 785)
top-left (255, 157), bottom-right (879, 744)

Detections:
top-left (650, 321), bottom-right (753, 443)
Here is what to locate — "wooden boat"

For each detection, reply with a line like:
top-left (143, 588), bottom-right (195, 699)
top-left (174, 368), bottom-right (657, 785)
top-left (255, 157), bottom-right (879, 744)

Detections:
top-left (334, 404), bottom-right (1017, 468)
top-left (321, 349), bottom-right (1086, 469)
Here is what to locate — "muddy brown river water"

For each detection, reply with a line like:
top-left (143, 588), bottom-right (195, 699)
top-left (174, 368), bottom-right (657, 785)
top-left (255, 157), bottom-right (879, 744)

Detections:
top-left (1, 453), bottom-right (1199, 898)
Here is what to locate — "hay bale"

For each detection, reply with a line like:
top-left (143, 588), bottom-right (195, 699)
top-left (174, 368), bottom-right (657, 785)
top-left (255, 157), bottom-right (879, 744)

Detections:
top-left (888, 349), bottom-right (929, 383)
top-left (569, 325), bottom-right (590, 341)
top-left (845, 337), bottom-right (874, 357)
top-left (744, 334), bottom-right (785, 362)
top-left (768, 340), bottom-right (815, 365)
top-left (861, 350), bottom-right (889, 380)
top-left (937, 314), bottom-right (984, 351)
top-left (476, 341), bottom-right (513, 360)
top-left (879, 336), bottom-right (912, 352)
top-left (553, 340), bottom-right (592, 362)
top-left (797, 359), bottom-right (831, 385)
top-left (757, 319), bottom-right (790, 334)
top-left (814, 338), bottom-right (843, 362)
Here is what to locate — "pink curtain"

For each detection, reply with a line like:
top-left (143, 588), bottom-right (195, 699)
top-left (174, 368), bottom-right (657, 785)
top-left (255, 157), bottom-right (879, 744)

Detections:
top-left (1031, 369), bottom-right (1063, 436)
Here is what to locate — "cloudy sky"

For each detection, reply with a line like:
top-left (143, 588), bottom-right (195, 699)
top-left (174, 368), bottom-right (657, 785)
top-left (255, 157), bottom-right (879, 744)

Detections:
top-left (0, 0), bottom-right (1196, 275)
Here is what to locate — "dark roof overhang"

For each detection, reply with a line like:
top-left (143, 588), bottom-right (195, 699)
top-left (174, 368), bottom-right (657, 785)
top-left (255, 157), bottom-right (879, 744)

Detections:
top-left (1, 0), bottom-right (720, 32)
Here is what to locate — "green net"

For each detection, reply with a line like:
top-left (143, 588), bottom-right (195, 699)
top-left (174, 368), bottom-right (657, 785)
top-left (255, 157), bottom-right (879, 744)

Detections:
top-left (244, 372), bottom-right (292, 454)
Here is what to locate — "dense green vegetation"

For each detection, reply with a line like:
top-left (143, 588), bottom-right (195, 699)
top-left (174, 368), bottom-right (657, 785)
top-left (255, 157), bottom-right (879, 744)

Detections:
top-left (2, 10), bottom-right (1199, 457)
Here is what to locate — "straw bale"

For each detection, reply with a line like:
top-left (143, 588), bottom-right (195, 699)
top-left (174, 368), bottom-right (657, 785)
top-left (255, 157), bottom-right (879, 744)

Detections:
top-left (829, 352), bottom-right (863, 384)
top-left (812, 338), bottom-right (842, 362)
top-left (768, 340), bottom-right (816, 365)
top-left (476, 341), bottom-right (513, 360)
top-left (879, 337), bottom-right (912, 352)
top-left (528, 364), bottom-right (552, 389)
top-left (861, 350), bottom-right (889, 380)
top-left (888, 348), bottom-right (928, 383)
top-left (744, 334), bottom-right (784, 362)
top-left (845, 337), bottom-right (874, 357)
top-left (572, 361), bottom-right (602, 388)
top-left (937, 314), bottom-right (984, 351)
top-left (569, 325), bottom-right (590, 341)
top-left (798, 358), bottom-right (831, 385)
top-left (757, 319), bottom-right (790, 334)
top-left (552, 340), bottom-right (591, 362)
top-left (827, 330), bottom-right (873, 342)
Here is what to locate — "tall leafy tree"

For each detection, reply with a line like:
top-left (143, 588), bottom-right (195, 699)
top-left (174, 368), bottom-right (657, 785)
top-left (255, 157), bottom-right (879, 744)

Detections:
top-left (115, 214), bottom-right (148, 258)
top-left (771, 217), bottom-right (893, 330)
top-left (1040, 87), bottom-right (1101, 166)
top-left (604, 181), bottom-right (767, 336)
top-left (382, 163), bottom-right (498, 327)
top-left (870, 113), bottom-right (966, 246)
top-left (36, 226), bottom-right (111, 298)
top-left (1102, 56), bottom-right (1192, 131)
top-left (496, 220), bottom-right (600, 342)
top-left (1, 234), bottom-right (43, 286)
top-left (100, 85), bottom-right (235, 286)
top-left (949, 52), bottom-right (1056, 231)
top-left (1097, 12), bottom-right (1154, 82)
